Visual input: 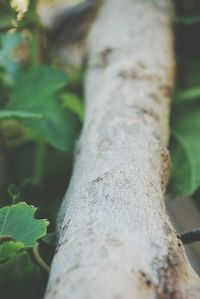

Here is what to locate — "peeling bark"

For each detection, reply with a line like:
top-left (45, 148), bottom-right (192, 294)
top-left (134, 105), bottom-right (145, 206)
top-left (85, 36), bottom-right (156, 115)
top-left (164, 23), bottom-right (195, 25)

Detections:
top-left (45, 0), bottom-right (200, 298)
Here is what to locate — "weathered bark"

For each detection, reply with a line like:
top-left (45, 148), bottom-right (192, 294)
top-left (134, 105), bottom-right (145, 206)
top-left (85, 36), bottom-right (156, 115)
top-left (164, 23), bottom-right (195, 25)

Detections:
top-left (45, 0), bottom-right (200, 298)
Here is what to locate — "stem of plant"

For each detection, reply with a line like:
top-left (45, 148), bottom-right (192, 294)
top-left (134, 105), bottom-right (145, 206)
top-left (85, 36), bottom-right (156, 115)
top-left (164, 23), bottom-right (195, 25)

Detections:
top-left (33, 245), bottom-right (50, 273)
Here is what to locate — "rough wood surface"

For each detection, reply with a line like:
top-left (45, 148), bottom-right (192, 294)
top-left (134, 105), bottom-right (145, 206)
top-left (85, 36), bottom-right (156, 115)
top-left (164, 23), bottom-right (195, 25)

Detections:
top-left (45, 0), bottom-right (200, 298)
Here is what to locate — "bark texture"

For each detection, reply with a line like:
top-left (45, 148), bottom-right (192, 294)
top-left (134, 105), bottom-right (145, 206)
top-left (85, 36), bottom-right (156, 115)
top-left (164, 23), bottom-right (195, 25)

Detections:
top-left (45, 0), bottom-right (200, 298)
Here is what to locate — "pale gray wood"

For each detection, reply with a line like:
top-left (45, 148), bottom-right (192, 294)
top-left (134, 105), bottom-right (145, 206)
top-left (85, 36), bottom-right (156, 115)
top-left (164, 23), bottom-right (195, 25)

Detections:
top-left (45, 1), bottom-right (200, 298)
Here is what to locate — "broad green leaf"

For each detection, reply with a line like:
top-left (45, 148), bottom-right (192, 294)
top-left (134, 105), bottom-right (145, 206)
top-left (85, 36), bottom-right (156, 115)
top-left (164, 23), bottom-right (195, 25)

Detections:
top-left (8, 66), bottom-right (68, 107)
top-left (170, 103), bottom-right (200, 195)
top-left (6, 66), bottom-right (80, 151)
top-left (0, 241), bottom-right (24, 263)
top-left (61, 92), bottom-right (84, 121)
top-left (0, 202), bottom-right (49, 247)
top-left (0, 249), bottom-right (41, 299)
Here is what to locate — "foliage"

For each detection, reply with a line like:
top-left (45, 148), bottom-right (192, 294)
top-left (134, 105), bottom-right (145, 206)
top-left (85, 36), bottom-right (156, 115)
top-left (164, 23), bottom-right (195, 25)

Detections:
top-left (0, 203), bottom-right (48, 299)
top-left (169, 2), bottom-right (200, 196)
top-left (170, 102), bottom-right (200, 195)
top-left (0, 1), bottom-right (83, 298)
top-left (0, 202), bottom-right (49, 247)
top-left (0, 241), bottom-right (42, 299)
top-left (6, 66), bottom-right (80, 151)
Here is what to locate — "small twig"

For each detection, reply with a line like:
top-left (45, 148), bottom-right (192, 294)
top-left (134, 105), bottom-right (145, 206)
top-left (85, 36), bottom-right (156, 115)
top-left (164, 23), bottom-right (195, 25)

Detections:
top-left (179, 227), bottom-right (200, 244)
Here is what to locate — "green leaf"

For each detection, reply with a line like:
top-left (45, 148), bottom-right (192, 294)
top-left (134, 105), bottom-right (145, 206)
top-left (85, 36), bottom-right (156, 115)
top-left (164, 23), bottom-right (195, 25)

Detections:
top-left (0, 248), bottom-right (41, 299)
top-left (8, 66), bottom-right (68, 107)
top-left (170, 103), bottom-right (200, 195)
top-left (0, 202), bottom-right (49, 247)
top-left (61, 92), bottom-right (84, 122)
top-left (6, 66), bottom-right (80, 151)
top-left (0, 241), bottom-right (24, 263)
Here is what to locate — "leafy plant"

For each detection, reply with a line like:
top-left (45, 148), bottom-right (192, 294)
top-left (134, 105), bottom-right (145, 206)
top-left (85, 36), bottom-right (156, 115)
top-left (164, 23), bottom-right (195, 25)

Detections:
top-left (6, 65), bottom-right (80, 151)
top-left (0, 202), bottom-right (49, 299)
top-left (169, 4), bottom-right (200, 196)
top-left (0, 1), bottom-right (83, 298)
top-left (170, 102), bottom-right (200, 196)
top-left (0, 242), bottom-right (42, 299)
top-left (0, 202), bottom-right (48, 246)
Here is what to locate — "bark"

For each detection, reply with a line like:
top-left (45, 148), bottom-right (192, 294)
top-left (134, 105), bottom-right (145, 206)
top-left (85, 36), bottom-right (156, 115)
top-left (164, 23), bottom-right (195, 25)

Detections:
top-left (45, 0), bottom-right (200, 298)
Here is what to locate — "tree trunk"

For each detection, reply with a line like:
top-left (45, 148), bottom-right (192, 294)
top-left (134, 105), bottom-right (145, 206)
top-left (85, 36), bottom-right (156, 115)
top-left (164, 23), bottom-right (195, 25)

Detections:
top-left (44, 0), bottom-right (200, 298)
